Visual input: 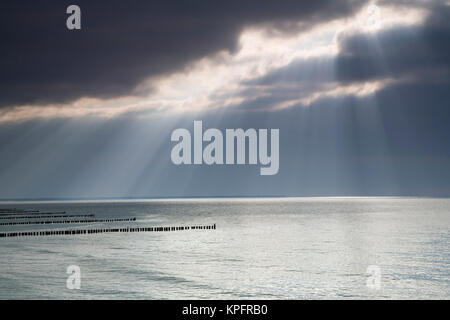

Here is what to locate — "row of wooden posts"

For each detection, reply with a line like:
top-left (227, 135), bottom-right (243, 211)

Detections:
top-left (0, 224), bottom-right (216, 238)
top-left (0, 208), bottom-right (216, 238)
top-left (0, 214), bottom-right (95, 220)
top-left (0, 217), bottom-right (137, 226)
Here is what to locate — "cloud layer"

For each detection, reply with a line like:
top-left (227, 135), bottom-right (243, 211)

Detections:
top-left (0, 0), bottom-right (366, 108)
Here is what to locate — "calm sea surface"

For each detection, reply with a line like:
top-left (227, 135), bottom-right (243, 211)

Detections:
top-left (0, 198), bottom-right (448, 299)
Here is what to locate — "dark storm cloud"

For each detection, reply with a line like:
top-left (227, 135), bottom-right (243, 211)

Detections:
top-left (242, 3), bottom-right (450, 110)
top-left (0, 0), bottom-right (366, 108)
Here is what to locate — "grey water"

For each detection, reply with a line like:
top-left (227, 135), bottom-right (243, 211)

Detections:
top-left (0, 197), bottom-right (448, 299)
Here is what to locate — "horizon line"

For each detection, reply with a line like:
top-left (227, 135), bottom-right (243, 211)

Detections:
top-left (0, 195), bottom-right (449, 204)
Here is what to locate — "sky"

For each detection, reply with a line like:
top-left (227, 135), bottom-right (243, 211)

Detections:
top-left (0, 0), bottom-right (450, 199)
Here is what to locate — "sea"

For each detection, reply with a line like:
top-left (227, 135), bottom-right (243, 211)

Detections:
top-left (0, 197), bottom-right (448, 299)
